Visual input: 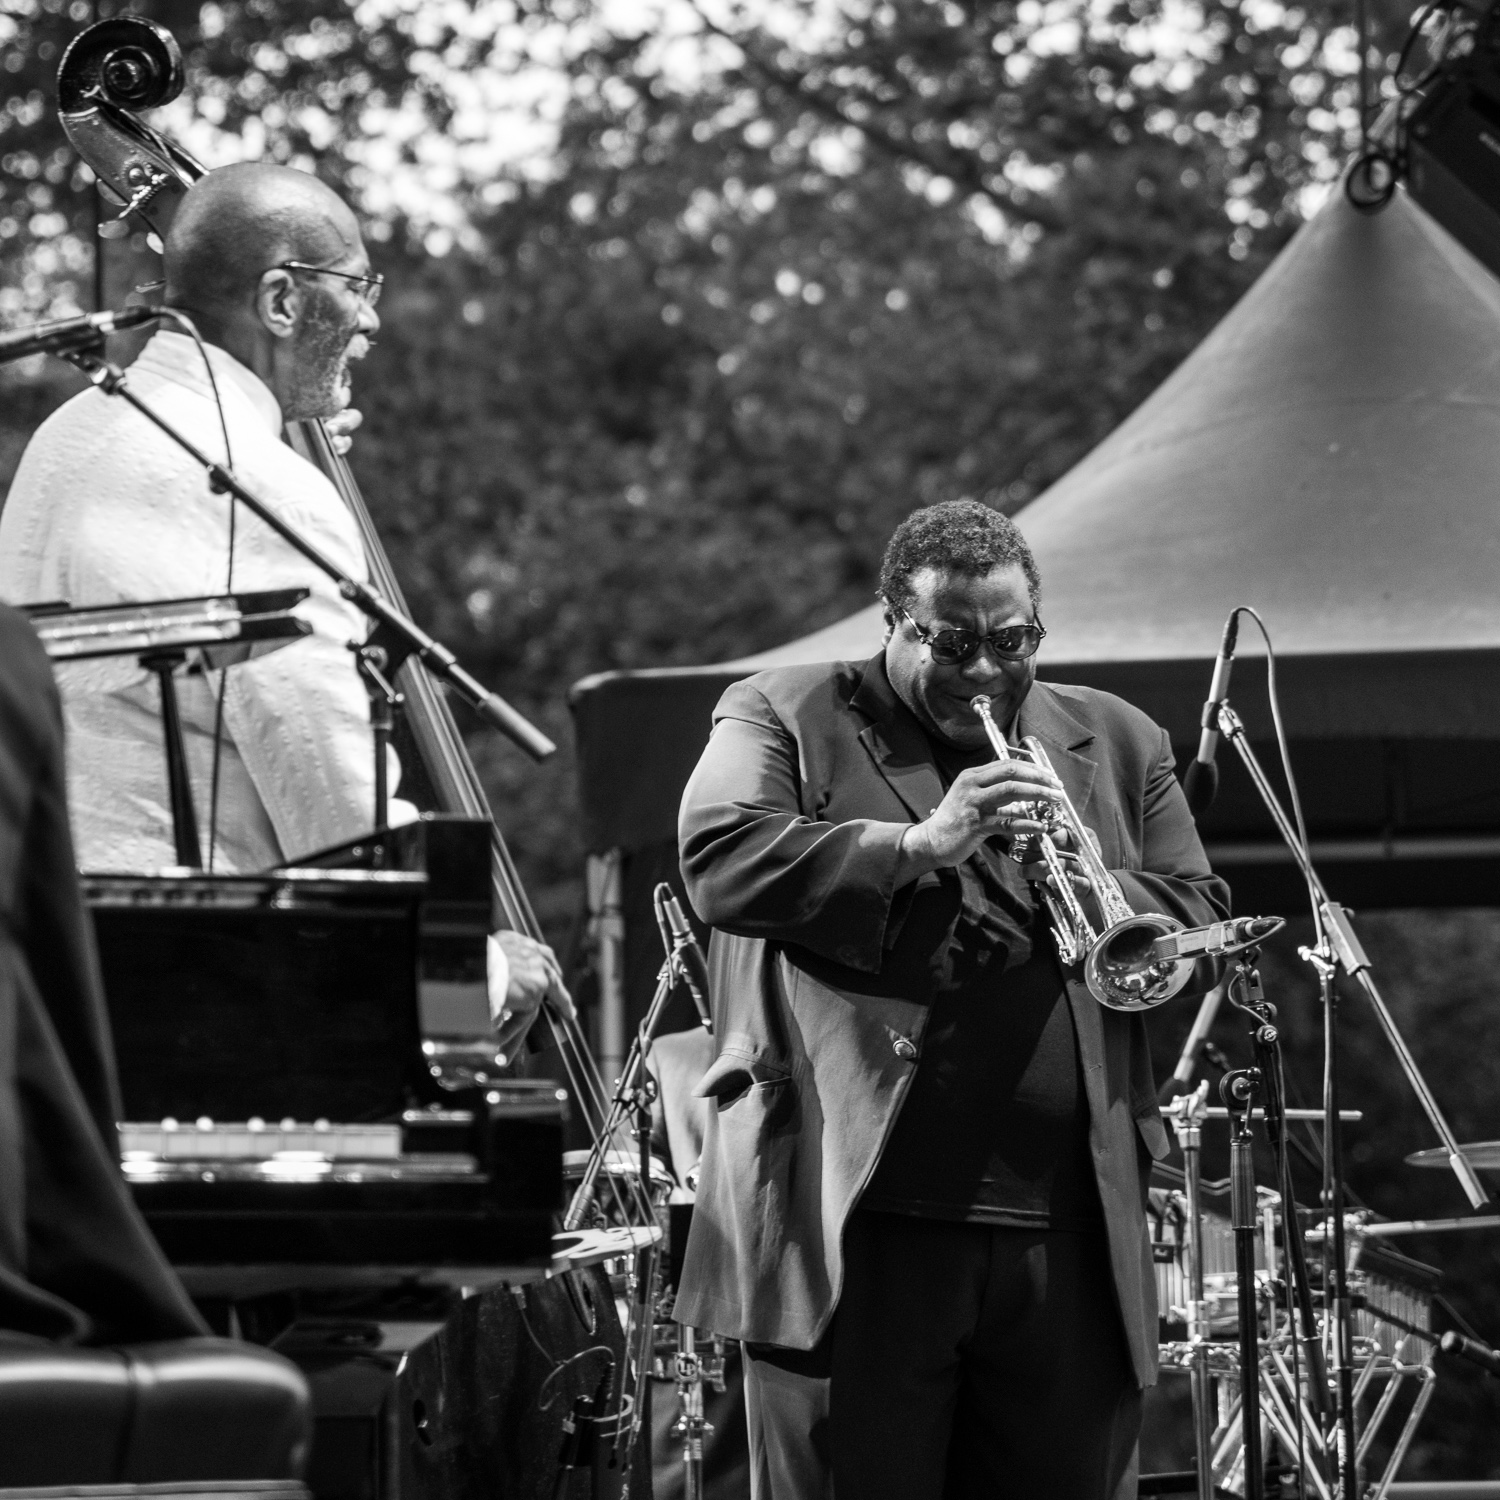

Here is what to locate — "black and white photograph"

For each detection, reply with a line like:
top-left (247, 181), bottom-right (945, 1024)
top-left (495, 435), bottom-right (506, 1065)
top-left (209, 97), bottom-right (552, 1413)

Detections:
top-left (3, 0), bottom-right (1500, 1494)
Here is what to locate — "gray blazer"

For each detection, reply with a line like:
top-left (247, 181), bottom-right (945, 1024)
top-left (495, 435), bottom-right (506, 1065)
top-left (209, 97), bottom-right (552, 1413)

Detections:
top-left (673, 656), bottom-right (1229, 1388)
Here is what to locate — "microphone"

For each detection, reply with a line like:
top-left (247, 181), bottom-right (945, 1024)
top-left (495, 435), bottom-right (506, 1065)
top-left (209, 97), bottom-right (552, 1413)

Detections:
top-left (0, 305), bottom-right (162, 365)
top-left (1148, 915), bottom-right (1284, 963)
top-left (1441, 1330), bottom-right (1500, 1379)
top-left (661, 890), bottom-right (713, 1033)
top-left (1184, 609), bottom-right (1240, 816)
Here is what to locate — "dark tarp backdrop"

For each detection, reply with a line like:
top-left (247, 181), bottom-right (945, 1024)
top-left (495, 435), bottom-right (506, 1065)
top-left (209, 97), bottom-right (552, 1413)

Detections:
top-left (572, 187), bottom-right (1500, 917)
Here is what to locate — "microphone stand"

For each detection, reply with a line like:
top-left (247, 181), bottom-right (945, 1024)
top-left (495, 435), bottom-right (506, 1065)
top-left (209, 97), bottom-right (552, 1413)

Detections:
top-left (1227, 949), bottom-right (1330, 1500)
top-left (59, 348), bottom-right (556, 761)
top-left (1222, 1066), bottom-right (1265, 1500)
top-left (1159, 975), bottom-right (1229, 1104)
top-left (1212, 701), bottom-right (1490, 1500)
top-left (1163, 1083), bottom-right (1215, 1500)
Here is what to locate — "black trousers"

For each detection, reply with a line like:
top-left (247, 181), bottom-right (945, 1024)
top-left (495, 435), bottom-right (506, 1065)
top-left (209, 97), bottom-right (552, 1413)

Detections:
top-left (744, 1210), bottom-right (1142, 1499)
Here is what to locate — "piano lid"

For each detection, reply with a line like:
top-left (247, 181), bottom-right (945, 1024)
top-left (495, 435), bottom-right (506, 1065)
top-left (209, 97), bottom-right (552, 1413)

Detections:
top-left (89, 864), bottom-right (431, 1125)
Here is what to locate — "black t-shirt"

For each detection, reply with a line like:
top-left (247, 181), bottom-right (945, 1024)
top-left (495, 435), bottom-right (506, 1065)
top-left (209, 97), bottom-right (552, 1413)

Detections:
top-left (860, 733), bottom-right (1103, 1232)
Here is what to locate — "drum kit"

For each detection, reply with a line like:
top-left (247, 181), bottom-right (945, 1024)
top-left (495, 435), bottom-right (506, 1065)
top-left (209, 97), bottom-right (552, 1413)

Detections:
top-left (556, 1148), bottom-right (728, 1500)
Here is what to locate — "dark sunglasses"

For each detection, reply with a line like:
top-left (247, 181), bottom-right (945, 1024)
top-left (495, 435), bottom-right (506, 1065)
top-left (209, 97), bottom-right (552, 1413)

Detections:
top-left (275, 261), bottom-right (384, 307)
top-left (899, 605), bottom-right (1046, 664)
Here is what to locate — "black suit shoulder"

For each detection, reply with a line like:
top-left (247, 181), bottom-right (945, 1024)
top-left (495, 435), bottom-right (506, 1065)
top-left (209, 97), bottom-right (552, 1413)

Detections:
top-left (1033, 679), bottom-right (1169, 745)
top-left (713, 660), bottom-right (867, 733)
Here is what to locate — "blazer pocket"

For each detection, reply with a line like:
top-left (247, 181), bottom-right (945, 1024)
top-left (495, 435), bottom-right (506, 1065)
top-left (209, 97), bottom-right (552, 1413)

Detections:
top-left (696, 1043), bottom-right (792, 1105)
top-left (714, 1075), bottom-right (796, 1135)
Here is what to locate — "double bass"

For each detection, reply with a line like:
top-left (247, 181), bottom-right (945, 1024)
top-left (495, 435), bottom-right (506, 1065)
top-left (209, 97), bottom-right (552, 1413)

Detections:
top-left (54, 16), bottom-right (613, 1131)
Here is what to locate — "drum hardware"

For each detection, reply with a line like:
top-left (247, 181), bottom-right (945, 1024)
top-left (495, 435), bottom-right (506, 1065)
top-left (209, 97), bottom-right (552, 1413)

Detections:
top-left (1223, 1067), bottom-right (1269, 1500)
top-left (662, 1325), bottom-right (727, 1500)
top-left (561, 883), bottom-right (711, 1486)
top-left (970, 698), bottom-right (1196, 1010)
top-left (1164, 1082), bottom-right (1216, 1500)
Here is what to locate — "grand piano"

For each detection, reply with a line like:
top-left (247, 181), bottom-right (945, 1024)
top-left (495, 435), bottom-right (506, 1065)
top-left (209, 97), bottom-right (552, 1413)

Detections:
top-left (85, 819), bottom-right (647, 1500)
top-left (93, 814), bottom-right (563, 1288)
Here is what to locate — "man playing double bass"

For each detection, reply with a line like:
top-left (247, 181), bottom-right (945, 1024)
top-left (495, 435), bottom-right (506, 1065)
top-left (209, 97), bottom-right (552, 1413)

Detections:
top-left (675, 501), bottom-right (1229, 1498)
top-left (0, 163), bottom-right (569, 1041)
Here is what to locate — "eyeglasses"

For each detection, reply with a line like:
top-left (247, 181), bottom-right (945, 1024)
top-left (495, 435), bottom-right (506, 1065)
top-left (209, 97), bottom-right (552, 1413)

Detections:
top-left (274, 261), bottom-right (384, 307)
top-left (899, 605), bottom-right (1046, 664)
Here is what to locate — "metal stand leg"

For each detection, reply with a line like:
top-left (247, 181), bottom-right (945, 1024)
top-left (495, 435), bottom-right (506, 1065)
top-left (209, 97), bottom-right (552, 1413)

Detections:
top-left (353, 642), bottom-right (403, 838)
top-left (1224, 1068), bottom-right (1264, 1500)
top-left (141, 649), bottom-right (201, 868)
top-left (1167, 1085), bottom-right (1217, 1500)
top-left (1309, 952), bottom-right (1359, 1500)
top-left (1225, 950), bottom-right (1329, 1500)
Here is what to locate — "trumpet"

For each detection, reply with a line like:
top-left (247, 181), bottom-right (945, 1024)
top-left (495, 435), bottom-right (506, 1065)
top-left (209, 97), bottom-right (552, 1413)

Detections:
top-left (971, 696), bottom-right (1195, 1012)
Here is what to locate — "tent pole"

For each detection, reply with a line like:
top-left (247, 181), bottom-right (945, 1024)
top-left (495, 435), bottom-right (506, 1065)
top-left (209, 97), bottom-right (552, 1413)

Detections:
top-left (586, 848), bottom-right (627, 1086)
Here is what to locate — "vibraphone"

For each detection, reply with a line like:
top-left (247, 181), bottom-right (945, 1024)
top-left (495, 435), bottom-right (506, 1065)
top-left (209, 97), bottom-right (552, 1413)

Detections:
top-left (1151, 1181), bottom-right (1441, 1500)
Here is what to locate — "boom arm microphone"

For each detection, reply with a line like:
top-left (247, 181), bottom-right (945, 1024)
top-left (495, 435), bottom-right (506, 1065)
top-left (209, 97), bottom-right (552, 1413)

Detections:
top-left (1148, 915), bottom-right (1284, 963)
top-left (0, 305), bottom-right (162, 364)
top-left (1441, 1330), bottom-right (1500, 1379)
top-left (660, 890), bottom-right (714, 1033)
top-left (1184, 609), bottom-right (1240, 816)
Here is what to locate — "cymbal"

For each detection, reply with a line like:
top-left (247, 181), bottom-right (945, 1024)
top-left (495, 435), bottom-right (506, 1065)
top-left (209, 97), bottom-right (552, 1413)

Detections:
top-left (1406, 1141), bottom-right (1500, 1170)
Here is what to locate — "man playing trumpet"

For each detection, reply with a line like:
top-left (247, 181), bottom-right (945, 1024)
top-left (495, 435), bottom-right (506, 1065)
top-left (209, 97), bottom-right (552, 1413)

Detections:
top-left (674, 500), bottom-right (1229, 1498)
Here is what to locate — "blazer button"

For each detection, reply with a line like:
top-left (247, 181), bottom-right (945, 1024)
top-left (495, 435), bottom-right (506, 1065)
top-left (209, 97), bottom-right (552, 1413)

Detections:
top-left (892, 1037), bottom-right (917, 1062)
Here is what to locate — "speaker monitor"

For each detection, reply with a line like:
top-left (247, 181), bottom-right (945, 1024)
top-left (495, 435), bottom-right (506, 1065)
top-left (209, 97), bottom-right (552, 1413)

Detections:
top-left (1407, 25), bottom-right (1500, 277)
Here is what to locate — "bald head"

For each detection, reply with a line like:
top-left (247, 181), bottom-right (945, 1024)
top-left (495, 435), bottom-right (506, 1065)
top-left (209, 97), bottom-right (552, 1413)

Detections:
top-left (164, 163), bottom-right (362, 313)
top-left (159, 163), bottom-right (378, 422)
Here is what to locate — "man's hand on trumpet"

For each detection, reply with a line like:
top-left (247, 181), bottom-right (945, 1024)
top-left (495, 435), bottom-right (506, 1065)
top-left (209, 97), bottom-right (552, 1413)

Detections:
top-left (896, 755), bottom-right (1063, 881)
top-left (1014, 822), bottom-right (1098, 897)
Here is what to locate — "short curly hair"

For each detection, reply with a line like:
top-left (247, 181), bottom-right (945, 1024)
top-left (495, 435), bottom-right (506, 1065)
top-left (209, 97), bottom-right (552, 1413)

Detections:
top-left (878, 500), bottom-right (1041, 615)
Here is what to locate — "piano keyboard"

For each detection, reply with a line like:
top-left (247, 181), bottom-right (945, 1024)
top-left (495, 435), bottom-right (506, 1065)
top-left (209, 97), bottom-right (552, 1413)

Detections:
top-left (122, 1118), bottom-right (404, 1161)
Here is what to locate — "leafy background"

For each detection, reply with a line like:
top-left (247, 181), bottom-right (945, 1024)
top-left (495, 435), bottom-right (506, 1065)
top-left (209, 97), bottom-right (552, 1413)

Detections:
top-left (5, 0), bottom-right (1499, 1476)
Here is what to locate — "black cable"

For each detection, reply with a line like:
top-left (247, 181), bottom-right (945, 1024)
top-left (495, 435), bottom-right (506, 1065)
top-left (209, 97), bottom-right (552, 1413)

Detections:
top-left (511, 1284), bottom-right (634, 1433)
top-left (538, 1346), bottom-right (617, 1413)
top-left (153, 307), bottom-right (235, 873)
top-left (1235, 608), bottom-right (1319, 929)
top-left (1393, 1), bottom-right (1443, 92)
top-left (1435, 1291), bottom-right (1486, 1345)
top-left (1356, 0), bottom-right (1372, 153)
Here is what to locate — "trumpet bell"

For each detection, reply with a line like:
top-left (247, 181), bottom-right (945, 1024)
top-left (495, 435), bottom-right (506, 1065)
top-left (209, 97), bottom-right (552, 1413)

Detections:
top-left (1085, 914), bottom-right (1195, 1013)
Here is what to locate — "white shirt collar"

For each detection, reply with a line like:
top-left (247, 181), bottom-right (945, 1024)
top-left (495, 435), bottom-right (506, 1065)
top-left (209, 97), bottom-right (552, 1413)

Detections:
top-left (130, 329), bottom-right (285, 434)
